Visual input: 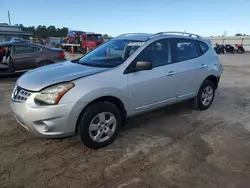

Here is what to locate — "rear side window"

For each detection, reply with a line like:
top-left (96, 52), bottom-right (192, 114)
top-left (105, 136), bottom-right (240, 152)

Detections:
top-left (172, 39), bottom-right (199, 62)
top-left (197, 41), bottom-right (209, 54)
top-left (14, 46), bottom-right (40, 54)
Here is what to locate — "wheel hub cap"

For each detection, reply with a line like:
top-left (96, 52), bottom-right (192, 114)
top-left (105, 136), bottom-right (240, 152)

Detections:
top-left (89, 112), bottom-right (117, 143)
top-left (201, 86), bottom-right (214, 106)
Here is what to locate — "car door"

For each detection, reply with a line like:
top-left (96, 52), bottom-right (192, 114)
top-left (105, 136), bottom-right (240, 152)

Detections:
top-left (126, 39), bottom-right (178, 114)
top-left (169, 38), bottom-right (207, 100)
top-left (12, 45), bottom-right (41, 71)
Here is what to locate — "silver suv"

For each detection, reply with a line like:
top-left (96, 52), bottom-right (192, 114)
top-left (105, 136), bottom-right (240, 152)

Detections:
top-left (10, 32), bottom-right (222, 148)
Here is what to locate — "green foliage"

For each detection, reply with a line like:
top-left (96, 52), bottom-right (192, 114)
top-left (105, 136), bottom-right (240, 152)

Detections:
top-left (235, 33), bottom-right (248, 36)
top-left (19, 24), bottom-right (68, 38)
top-left (102, 34), bottom-right (113, 40)
top-left (235, 33), bottom-right (243, 36)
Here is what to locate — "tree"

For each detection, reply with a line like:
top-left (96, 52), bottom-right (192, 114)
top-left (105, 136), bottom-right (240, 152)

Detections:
top-left (103, 34), bottom-right (109, 39)
top-left (47, 25), bottom-right (56, 37)
top-left (18, 24), bottom-right (69, 38)
top-left (235, 33), bottom-right (243, 36)
top-left (103, 34), bottom-right (113, 40)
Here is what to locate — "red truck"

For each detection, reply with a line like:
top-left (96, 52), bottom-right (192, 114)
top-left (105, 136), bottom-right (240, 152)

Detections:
top-left (67, 31), bottom-right (104, 53)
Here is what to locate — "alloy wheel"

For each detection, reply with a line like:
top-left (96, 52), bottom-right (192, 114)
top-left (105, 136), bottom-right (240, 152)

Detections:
top-left (201, 86), bottom-right (214, 106)
top-left (88, 112), bottom-right (117, 143)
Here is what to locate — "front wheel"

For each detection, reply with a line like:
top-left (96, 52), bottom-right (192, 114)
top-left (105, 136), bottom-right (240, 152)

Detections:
top-left (6, 60), bottom-right (14, 73)
top-left (77, 101), bottom-right (122, 149)
top-left (193, 80), bottom-right (215, 110)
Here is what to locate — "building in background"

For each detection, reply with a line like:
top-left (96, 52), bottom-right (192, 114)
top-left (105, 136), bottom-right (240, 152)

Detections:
top-left (0, 23), bottom-right (33, 42)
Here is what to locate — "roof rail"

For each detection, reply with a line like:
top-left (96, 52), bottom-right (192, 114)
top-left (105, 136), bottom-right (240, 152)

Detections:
top-left (116, 33), bottom-right (149, 38)
top-left (154, 31), bottom-right (202, 39)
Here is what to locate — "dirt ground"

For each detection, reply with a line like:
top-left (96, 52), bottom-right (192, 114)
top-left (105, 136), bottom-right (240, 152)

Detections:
top-left (1, 54), bottom-right (250, 188)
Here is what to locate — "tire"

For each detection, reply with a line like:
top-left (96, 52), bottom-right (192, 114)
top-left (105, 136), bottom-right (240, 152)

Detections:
top-left (37, 61), bottom-right (52, 67)
top-left (193, 80), bottom-right (215, 110)
top-left (77, 101), bottom-right (122, 149)
top-left (6, 60), bottom-right (14, 73)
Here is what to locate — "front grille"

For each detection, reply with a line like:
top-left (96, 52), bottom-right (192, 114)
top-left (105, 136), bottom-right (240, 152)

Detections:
top-left (12, 85), bottom-right (32, 103)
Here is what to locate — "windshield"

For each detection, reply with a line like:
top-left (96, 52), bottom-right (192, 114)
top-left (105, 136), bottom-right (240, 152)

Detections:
top-left (78, 39), bottom-right (144, 67)
top-left (87, 35), bottom-right (104, 41)
top-left (76, 31), bottom-right (85, 35)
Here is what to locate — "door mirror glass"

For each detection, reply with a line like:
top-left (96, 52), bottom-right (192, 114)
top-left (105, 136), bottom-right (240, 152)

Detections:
top-left (135, 61), bottom-right (152, 71)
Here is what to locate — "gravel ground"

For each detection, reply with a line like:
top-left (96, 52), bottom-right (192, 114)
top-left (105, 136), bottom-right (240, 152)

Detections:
top-left (0, 54), bottom-right (250, 188)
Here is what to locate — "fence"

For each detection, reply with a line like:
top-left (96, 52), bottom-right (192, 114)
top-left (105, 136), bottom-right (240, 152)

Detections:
top-left (204, 36), bottom-right (250, 51)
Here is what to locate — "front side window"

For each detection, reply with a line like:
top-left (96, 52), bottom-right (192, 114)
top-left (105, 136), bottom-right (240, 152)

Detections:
top-left (78, 39), bottom-right (144, 67)
top-left (14, 46), bottom-right (39, 54)
top-left (134, 39), bottom-right (171, 68)
top-left (172, 39), bottom-right (199, 62)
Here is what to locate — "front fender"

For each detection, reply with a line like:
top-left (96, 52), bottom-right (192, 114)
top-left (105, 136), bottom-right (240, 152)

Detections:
top-left (77, 87), bottom-right (128, 110)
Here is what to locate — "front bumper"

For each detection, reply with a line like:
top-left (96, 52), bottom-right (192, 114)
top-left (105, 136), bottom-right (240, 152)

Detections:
top-left (9, 92), bottom-right (84, 138)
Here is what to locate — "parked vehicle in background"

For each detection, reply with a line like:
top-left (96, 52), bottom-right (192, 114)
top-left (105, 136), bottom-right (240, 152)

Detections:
top-left (31, 38), bottom-right (39, 44)
top-left (10, 32), bottom-right (222, 149)
top-left (0, 41), bottom-right (66, 74)
top-left (235, 44), bottom-right (245, 53)
top-left (67, 30), bottom-right (104, 53)
top-left (224, 44), bottom-right (235, 53)
top-left (214, 43), bottom-right (225, 54)
top-left (10, 37), bottom-right (27, 42)
top-left (67, 30), bottom-right (85, 43)
top-left (81, 33), bottom-right (104, 53)
top-left (215, 43), bottom-right (245, 54)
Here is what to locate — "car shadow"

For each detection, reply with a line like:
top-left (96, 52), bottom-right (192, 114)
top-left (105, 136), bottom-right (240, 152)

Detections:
top-left (123, 101), bottom-right (193, 131)
top-left (122, 101), bottom-right (200, 137)
top-left (0, 71), bottom-right (24, 79)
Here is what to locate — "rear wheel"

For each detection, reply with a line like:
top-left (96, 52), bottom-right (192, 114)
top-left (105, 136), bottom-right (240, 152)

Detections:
top-left (76, 101), bottom-right (122, 149)
top-left (193, 80), bottom-right (215, 110)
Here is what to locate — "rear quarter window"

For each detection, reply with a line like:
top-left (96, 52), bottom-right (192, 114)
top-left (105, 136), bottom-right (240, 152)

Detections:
top-left (197, 41), bottom-right (209, 55)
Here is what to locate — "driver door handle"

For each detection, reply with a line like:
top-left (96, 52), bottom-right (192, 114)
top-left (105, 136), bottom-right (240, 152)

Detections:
top-left (200, 64), bottom-right (208, 68)
top-left (167, 71), bottom-right (176, 76)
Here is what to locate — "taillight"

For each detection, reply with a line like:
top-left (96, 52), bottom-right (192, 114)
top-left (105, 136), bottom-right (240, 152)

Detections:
top-left (59, 51), bottom-right (65, 58)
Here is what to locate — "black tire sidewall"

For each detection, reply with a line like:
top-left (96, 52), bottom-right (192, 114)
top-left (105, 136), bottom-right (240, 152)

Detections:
top-left (196, 80), bottom-right (215, 110)
top-left (77, 101), bottom-right (122, 149)
top-left (7, 60), bottom-right (14, 72)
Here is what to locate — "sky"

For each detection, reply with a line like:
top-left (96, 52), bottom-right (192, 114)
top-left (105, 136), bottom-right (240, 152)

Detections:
top-left (0, 0), bottom-right (249, 37)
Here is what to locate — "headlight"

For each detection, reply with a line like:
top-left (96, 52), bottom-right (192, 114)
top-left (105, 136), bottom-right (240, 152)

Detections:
top-left (35, 82), bottom-right (74, 105)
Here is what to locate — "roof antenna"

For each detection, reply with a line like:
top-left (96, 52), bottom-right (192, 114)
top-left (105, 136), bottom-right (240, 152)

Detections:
top-left (183, 30), bottom-right (186, 35)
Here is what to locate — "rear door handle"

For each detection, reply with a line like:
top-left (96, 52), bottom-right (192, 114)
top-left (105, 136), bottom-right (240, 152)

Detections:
top-left (167, 71), bottom-right (176, 76)
top-left (200, 64), bottom-right (208, 68)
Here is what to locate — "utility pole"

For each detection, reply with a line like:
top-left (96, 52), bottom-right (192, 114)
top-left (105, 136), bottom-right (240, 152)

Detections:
top-left (8, 11), bottom-right (11, 25)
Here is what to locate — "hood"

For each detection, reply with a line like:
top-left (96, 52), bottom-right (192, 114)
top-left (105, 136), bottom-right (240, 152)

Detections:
top-left (17, 61), bottom-right (109, 91)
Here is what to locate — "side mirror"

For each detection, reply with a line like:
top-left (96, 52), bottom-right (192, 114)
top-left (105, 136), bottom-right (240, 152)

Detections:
top-left (135, 61), bottom-right (152, 71)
